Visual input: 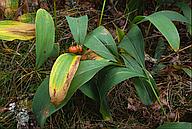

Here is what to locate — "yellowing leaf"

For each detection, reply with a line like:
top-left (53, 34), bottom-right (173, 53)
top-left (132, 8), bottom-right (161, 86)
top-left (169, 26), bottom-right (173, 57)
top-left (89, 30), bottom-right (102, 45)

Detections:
top-left (0, 20), bottom-right (35, 41)
top-left (49, 53), bottom-right (81, 106)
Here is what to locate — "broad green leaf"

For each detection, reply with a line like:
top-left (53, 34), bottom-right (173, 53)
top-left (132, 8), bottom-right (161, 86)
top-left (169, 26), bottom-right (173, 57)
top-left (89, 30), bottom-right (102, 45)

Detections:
top-left (98, 66), bottom-right (145, 102)
top-left (133, 70), bottom-right (159, 105)
top-left (157, 122), bottom-right (192, 129)
top-left (32, 78), bottom-right (55, 128)
top-left (99, 96), bottom-right (111, 120)
top-left (145, 13), bottom-right (180, 51)
top-left (66, 15), bottom-right (88, 44)
top-left (134, 11), bottom-right (190, 24)
top-left (119, 24), bottom-right (145, 67)
top-left (35, 9), bottom-right (55, 68)
top-left (176, 2), bottom-right (192, 35)
top-left (32, 59), bottom-right (112, 127)
top-left (49, 53), bottom-right (81, 105)
top-left (176, 2), bottom-right (191, 22)
top-left (79, 79), bottom-right (99, 101)
top-left (134, 11), bottom-right (184, 51)
top-left (85, 27), bottom-right (118, 62)
top-left (0, 20), bottom-right (35, 41)
top-left (120, 54), bottom-right (144, 74)
top-left (98, 66), bottom-right (145, 120)
top-left (154, 10), bottom-right (190, 24)
top-left (133, 76), bottom-right (158, 105)
top-left (182, 67), bottom-right (192, 78)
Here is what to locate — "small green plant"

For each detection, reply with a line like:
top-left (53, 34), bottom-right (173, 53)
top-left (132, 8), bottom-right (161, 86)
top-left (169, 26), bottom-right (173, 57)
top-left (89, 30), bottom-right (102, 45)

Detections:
top-left (31, 7), bottom-right (191, 128)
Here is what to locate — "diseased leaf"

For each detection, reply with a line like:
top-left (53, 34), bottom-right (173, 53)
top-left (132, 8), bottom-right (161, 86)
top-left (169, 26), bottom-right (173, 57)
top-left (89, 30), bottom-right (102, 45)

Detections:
top-left (49, 53), bottom-right (81, 106)
top-left (32, 59), bottom-right (112, 127)
top-left (66, 15), bottom-right (88, 44)
top-left (0, 20), bottom-right (35, 41)
top-left (35, 9), bottom-right (55, 68)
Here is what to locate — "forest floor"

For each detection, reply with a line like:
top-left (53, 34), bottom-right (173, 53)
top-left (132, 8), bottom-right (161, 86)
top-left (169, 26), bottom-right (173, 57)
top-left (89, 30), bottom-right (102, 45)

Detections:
top-left (0, 0), bottom-right (191, 128)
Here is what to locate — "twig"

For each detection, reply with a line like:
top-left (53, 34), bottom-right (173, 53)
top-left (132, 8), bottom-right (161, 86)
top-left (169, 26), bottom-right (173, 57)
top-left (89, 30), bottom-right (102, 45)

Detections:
top-left (160, 44), bottom-right (192, 61)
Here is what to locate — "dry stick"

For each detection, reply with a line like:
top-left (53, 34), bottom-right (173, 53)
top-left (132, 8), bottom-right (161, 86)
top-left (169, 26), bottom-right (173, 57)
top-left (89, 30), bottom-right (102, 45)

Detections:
top-left (160, 43), bottom-right (192, 62)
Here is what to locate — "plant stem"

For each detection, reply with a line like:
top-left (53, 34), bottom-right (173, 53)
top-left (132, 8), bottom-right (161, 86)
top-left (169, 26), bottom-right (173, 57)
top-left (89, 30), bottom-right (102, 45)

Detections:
top-left (53, 0), bottom-right (57, 35)
top-left (99, 0), bottom-right (107, 26)
top-left (144, 70), bottom-right (167, 116)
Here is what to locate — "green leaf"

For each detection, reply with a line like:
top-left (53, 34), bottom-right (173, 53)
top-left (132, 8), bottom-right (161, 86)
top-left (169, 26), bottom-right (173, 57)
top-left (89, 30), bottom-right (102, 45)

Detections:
top-left (182, 67), bottom-right (192, 78)
top-left (85, 26), bottom-right (118, 62)
top-left (99, 96), bottom-right (111, 120)
top-left (133, 77), bottom-right (157, 105)
top-left (120, 54), bottom-right (144, 74)
top-left (119, 24), bottom-right (145, 67)
top-left (50, 43), bottom-right (60, 58)
top-left (79, 80), bottom-right (99, 101)
top-left (35, 9), bottom-right (55, 68)
top-left (157, 122), bottom-right (192, 129)
top-left (134, 10), bottom-right (190, 24)
top-left (152, 10), bottom-right (190, 24)
top-left (176, 2), bottom-right (192, 35)
top-left (98, 66), bottom-right (145, 120)
top-left (134, 11), bottom-right (183, 51)
top-left (66, 15), bottom-right (88, 44)
top-left (84, 26), bottom-right (119, 57)
top-left (176, 2), bottom-right (191, 22)
top-left (49, 53), bottom-right (81, 105)
top-left (145, 13), bottom-right (180, 51)
top-left (99, 66), bottom-right (145, 100)
top-left (32, 78), bottom-right (55, 128)
top-left (0, 20), bottom-right (35, 41)
top-left (32, 59), bottom-right (112, 127)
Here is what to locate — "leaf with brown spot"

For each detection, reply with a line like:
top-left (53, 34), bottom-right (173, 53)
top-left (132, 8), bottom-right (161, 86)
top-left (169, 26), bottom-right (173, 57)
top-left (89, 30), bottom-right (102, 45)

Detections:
top-left (49, 53), bottom-right (81, 106)
top-left (0, 20), bottom-right (35, 41)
